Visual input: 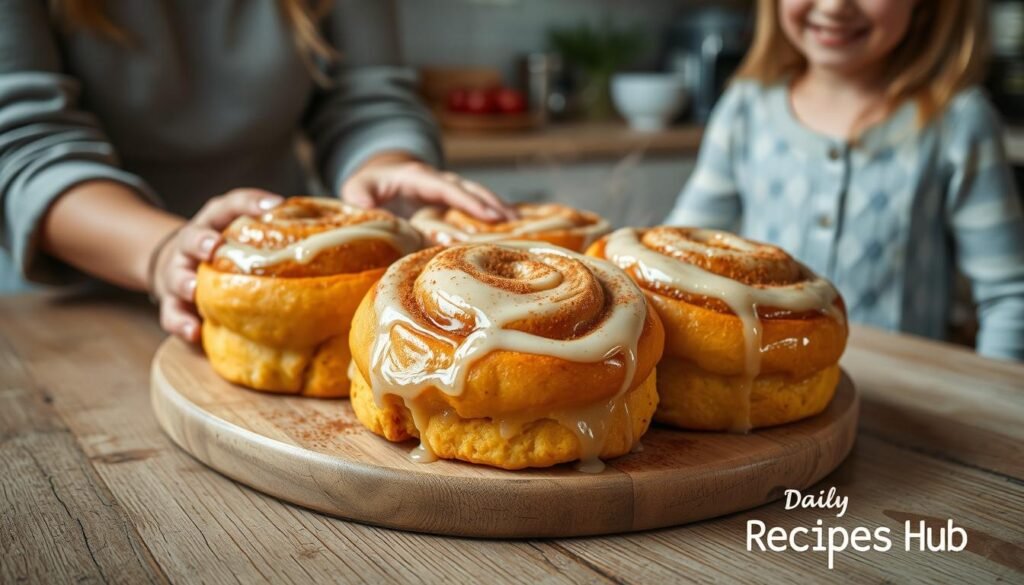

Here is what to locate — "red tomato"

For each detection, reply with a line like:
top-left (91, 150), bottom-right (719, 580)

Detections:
top-left (465, 88), bottom-right (497, 114)
top-left (493, 88), bottom-right (527, 114)
top-left (446, 88), bottom-right (470, 113)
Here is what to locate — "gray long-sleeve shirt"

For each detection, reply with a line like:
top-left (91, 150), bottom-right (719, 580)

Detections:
top-left (0, 0), bottom-right (442, 292)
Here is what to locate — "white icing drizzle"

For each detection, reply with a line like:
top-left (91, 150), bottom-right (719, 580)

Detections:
top-left (551, 394), bottom-right (633, 473)
top-left (604, 228), bottom-right (844, 432)
top-left (491, 386), bottom-right (635, 474)
top-left (410, 206), bottom-right (611, 249)
top-left (215, 215), bottom-right (421, 274)
top-left (369, 240), bottom-right (647, 471)
top-left (347, 359), bottom-right (359, 382)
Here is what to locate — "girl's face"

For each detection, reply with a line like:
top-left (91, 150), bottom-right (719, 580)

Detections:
top-left (779, 0), bottom-right (916, 76)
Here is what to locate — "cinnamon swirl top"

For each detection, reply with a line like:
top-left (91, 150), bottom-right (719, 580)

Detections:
top-left (212, 197), bottom-right (421, 277)
top-left (601, 227), bottom-right (842, 319)
top-left (366, 240), bottom-right (658, 467)
top-left (410, 203), bottom-right (611, 249)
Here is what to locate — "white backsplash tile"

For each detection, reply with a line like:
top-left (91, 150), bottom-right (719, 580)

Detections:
top-left (396, 0), bottom-right (694, 81)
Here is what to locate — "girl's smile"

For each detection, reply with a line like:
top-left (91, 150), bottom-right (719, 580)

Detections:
top-left (781, 0), bottom-right (915, 75)
top-left (805, 19), bottom-right (870, 49)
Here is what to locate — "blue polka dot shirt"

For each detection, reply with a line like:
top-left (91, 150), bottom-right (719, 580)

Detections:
top-left (666, 81), bottom-right (1024, 361)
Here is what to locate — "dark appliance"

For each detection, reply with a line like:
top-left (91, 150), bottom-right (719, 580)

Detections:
top-left (988, 0), bottom-right (1024, 122)
top-left (663, 5), bottom-right (752, 122)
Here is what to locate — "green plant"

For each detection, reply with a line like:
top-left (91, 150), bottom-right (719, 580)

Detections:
top-left (547, 21), bottom-right (646, 76)
top-left (548, 21), bottom-right (646, 120)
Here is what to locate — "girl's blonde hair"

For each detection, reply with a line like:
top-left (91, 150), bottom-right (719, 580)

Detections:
top-left (50, 0), bottom-right (337, 83)
top-left (735, 0), bottom-right (989, 126)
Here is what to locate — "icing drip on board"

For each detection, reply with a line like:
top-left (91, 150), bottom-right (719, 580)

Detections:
top-left (368, 241), bottom-right (647, 471)
top-left (604, 227), bottom-right (844, 432)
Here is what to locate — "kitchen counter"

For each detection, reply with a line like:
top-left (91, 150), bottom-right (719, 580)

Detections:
top-left (2, 291), bottom-right (1022, 583)
top-left (444, 122), bottom-right (1024, 166)
top-left (443, 123), bottom-right (704, 166)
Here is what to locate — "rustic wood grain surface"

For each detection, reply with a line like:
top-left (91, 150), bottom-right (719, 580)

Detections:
top-left (2, 290), bottom-right (1023, 584)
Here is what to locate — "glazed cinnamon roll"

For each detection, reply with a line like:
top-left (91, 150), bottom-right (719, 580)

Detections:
top-left (196, 197), bottom-right (421, 397)
top-left (410, 203), bottom-right (610, 252)
top-left (588, 227), bottom-right (847, 431)
top-left (348, 241), bottom-right (664, 471)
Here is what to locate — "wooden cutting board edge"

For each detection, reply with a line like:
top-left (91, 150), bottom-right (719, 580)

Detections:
top-left (151, 338), bottom-right (859, 538)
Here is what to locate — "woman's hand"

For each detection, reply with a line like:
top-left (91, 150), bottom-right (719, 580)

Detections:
top-left (150, 189), bottom-right (283, 342)
top-left (342, 153), bottom-right (517, 221)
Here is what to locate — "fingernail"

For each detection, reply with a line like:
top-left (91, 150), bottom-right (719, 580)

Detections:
top-left (258, 196), bottom-right (283, 210)
top-left (200, 237), bottom-right (216, 255)
top-left (186, 278), bottom-right (197, 299)
top-left (484, 208), bottom-right (502, 220)
top-left (183, 322), bottom-right (197, 340)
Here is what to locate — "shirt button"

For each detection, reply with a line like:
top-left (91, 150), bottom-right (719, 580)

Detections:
top-left (827, 146), bottom-right (841, 161)
top-left (817, 214), bottom-right (833, 228)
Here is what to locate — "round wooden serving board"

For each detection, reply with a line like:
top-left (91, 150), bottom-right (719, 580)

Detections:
top-left (151, 338), bottom-right (858, 538)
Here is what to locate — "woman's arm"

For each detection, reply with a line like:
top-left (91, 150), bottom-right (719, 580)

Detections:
top-left (0, 1), bottom-right (161, 286)
top-left (40, 181), bottom-right (182, 291)
top-left (944, 91), bottom-right (1024, 361)
top-left (664, 84), bottom-right (747, 230)
top-left (0, 3), bottom-right (177, 339)
top-left (41, 182), bottom-right (281, 340)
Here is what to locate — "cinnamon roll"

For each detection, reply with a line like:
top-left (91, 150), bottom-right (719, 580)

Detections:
top-left (410, 203), bottom-right (611, 252)
top-left (196, 197), bottom-right (421, 397)
top-left (588, 227), bottom-right (847, 431)
top-left (348, 241), bottom-right (664, 470)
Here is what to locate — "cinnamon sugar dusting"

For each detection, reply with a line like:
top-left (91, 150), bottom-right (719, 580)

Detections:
top-left (618, 227), bottom-right (833, 317)
top-left (258, 406), bottom-right (360, 450)
top-left (642, 227), bottom-right (801, 286)
top-left (213, 197), bottom-right (421, 276)
top-left (410, 203), bottom-right (611, 248)
top-left (228, 197), bottom-right (397, 249)
top-left (444, 203), bottom-right (596, 235)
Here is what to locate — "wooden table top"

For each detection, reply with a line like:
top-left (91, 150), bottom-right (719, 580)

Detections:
top-left (3, 290), bottom-right (1022, 584)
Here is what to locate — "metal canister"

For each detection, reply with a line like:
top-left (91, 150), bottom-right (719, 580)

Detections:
top-left (519, 52), bottom-right (566, 124)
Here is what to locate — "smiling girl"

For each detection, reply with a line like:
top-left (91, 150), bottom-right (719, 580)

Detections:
top-left (667, 0), bottom-right (1024, 360)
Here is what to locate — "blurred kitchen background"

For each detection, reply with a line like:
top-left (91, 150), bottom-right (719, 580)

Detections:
top-left (388, 0), bottom-right (1024, 228)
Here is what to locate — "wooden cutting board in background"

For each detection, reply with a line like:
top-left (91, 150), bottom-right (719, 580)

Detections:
top-left (151, 337), bottom-right (858, 538)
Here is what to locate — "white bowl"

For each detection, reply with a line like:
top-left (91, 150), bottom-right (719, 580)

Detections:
top-left (611, 73), bottom-right (688, 132)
